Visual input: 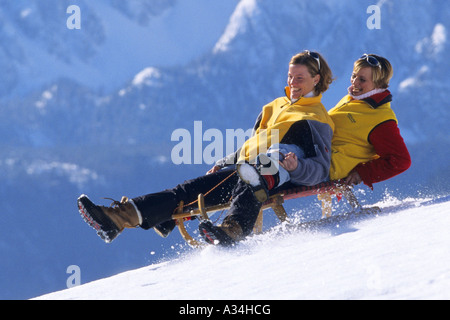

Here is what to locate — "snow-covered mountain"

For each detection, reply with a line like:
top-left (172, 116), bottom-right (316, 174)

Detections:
top-left (1, 0), bottom-right (449, 299)
top-left (0, 0), bottom-right (238, 99)
top-left (35, 196), bottom-right (450, 300)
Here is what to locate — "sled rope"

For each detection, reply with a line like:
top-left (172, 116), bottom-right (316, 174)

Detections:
top-left (172, 170), bottom-right (237, 217)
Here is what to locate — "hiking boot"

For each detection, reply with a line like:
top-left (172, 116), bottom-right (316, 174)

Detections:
top-left (237, 154), bottom-right (280, 202)
top-left (77, 194), bottom-right (143, 243)
top-left (198, 217), bottom-right (244, 247)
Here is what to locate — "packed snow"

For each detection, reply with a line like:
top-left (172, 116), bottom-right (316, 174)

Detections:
top-left (35, 196), bottom-right (450, 300)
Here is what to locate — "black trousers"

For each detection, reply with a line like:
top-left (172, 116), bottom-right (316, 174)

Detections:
top-left (132, 168), bottom-right (262, 236)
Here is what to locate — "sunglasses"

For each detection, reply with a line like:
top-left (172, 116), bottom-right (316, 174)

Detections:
top-left (304, 50), bottom-right (320, 71)
top-left (360, 54), bottom-right (382, 69)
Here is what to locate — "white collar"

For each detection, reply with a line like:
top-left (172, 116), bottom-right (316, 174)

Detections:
top-left (348, 87), bottom-right (387, 100)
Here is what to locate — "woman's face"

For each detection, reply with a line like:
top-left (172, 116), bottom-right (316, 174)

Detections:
top-left (349, 67), bottom-right (376, 96)
top-left (287, 64), bottom-right (320, 100)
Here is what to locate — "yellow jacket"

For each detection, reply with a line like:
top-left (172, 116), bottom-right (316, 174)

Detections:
top-left (238, 87), bottom-right (335, 163)
top-left (329, 94), bottom-right (397, 180)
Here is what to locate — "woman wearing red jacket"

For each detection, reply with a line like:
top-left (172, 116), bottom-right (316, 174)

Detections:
top-left (329, 54), bottom-right (411, 188)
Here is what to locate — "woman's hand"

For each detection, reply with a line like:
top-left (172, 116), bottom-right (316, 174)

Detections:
top-left (206, 165), bottom-right (221, 175)
top-left (279, 152), bottom-right (298, 172)
top-left (345, 170), bottom-right (362, 185)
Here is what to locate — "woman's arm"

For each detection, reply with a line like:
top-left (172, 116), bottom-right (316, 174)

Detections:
top-left (355, 120), bottom-right (411, 188)
top-left (287, 120), bottom-right (333, 186)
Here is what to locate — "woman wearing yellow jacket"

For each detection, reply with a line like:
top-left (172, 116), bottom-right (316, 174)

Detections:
top-left (77, 51), bottom-right (335, 246)
top-left (329, 54), bottom-right (411, 189)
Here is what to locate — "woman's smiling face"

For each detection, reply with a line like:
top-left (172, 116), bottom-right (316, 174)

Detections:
top-left (287, 64), bottom-right (320, 100)
top-left (349, 67), bottom-right (376, 96)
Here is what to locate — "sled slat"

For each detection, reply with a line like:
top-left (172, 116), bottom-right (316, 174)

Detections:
top-left (253, 210), bottom-right (264, 234)
top-left (177, 218), bottom-right (204, 248)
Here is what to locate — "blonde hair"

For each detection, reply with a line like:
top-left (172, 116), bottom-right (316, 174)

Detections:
top-left (289, 51), bottom-right (334, 95)
top-left (353, 54), bottom-right (393, 89)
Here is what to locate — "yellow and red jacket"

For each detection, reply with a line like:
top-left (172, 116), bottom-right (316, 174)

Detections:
top-left (329, 91), bottom-right (411, 187)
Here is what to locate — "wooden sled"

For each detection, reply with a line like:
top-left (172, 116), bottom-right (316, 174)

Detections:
top-left (171, 180), bottom-right (379, 247)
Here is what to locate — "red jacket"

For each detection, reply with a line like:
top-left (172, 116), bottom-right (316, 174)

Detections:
top-left (355, 119), bottom-right (411, 188)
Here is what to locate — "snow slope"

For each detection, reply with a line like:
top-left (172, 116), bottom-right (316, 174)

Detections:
top-left (35, 196), bottom-right (450, 300)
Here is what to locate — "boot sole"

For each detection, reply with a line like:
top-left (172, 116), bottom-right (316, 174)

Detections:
top-left (77, 194), bottom-right (119, 243)
top-left (198, 221), bottom-right (236, 247)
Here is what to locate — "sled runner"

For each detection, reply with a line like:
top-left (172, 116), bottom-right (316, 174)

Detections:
top-left (171, 180), bottom-right (380, 247)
